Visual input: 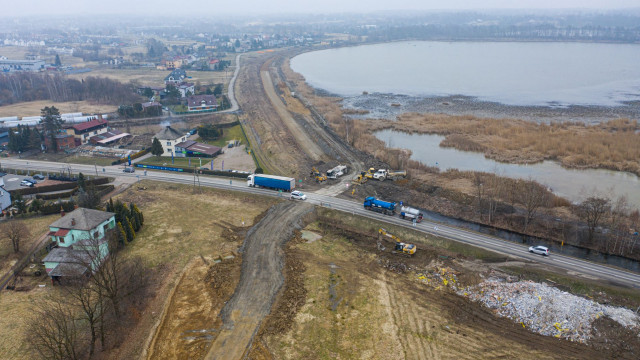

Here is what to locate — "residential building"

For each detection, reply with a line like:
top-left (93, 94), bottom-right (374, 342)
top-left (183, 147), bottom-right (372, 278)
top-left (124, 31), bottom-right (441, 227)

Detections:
top-left (44, 133), bottom-right (77, 152)
top-left (187, 95), bottom-right (218, 112)
top-left (66, 118), bottom-right (109, 144)
top-left (42, 208), bottom-right (116, 282)
top-left (0, 177), bottom-right (11, 211)
top-left (164, 69), bottom-right (187, 85)
top-left (153, 125), bottom-right (188, 156)
top-left (0, 59), bottom-right (45, 72)
top-left (177, 83), bottom-right (195, 98)
top-left (174, 140), bottom-right (222, 158)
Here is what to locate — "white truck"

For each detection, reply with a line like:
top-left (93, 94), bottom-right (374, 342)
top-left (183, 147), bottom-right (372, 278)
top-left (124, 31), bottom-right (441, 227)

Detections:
top-left (399, 206), bottom-right (424, 223)
top-left (373, 169), bottom-right (407, 181)
top-left (326, 165), bottom-right (348, 179)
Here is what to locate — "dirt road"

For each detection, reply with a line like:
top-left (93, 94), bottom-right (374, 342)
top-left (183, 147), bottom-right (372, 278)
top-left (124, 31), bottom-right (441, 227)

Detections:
top-left (261, 70), bottom-right (324, 162)
top-left (204, 202), bottom-right (314, 360)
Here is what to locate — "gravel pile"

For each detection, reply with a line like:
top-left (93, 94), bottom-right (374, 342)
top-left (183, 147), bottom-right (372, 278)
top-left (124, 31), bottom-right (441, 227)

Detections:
top-left (458, 279), bottom-right (640, 343)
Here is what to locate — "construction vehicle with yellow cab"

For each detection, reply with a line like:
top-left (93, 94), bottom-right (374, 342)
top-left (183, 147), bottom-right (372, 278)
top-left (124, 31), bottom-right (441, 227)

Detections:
top-left (353, 167), bottom-right (376, 184)
top-left (310, 167), bottom-right (327, 183)
top-left (378, 228), bottom-right (416, 256)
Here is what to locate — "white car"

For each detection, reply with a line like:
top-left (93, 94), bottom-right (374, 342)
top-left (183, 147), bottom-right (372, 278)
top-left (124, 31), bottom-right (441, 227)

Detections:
top-left (529, 245), bottom-right (550, 256)
top-left (290, 190), bottom-right (307, 200)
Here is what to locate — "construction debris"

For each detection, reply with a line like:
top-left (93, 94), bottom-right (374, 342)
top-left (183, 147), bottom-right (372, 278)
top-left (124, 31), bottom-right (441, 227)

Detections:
top-left (417, 267), bottom-right (460, 291)
top-left (458, 279), bottom-right (640, 343)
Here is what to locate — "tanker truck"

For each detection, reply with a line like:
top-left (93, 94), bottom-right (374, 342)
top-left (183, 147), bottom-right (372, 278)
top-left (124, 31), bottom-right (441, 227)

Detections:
top-left (363, 196), bottom-right (397, 215)
top-left (400, 205), bottom-right (424, 223)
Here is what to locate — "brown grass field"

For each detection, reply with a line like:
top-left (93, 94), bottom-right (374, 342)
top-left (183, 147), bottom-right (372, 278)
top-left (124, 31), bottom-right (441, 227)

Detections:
top-left (66, 67), bottom-right (231, 87)
top-left (367, 114), bottom-right (640, 176)
top-left (0, 214), bottom-right (60, 278)
top-left (0, 100), bottom-right (118, 118)
top-left (0, 181), bottom-right (277, 360)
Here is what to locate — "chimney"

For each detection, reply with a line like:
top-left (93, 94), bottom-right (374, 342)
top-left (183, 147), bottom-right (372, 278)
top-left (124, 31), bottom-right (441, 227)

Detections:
top-left (71, 218), bottom-right (76, 226)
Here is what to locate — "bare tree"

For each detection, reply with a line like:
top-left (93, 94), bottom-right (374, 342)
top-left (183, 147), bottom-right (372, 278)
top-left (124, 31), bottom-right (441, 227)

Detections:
top-left (485, 171), bottom-right (505, 224)
top-left (26, 296), bottom-right (86, 360)
top-left (578, 196), bottom-right (611, 243)
top-left (473, 173), bottom-right (485, 219)
top-left (0, 220), bottom-right (30, 253)
top-left (63, 277), bottom-right (103, 357)
top-left (517, 178), bottom-right (550, 232)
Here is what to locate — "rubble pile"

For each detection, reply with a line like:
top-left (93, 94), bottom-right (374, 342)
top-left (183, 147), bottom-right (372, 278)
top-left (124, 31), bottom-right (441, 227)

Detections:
top-left (459, 279), bottom-right (640, 343)
top-left (417, 267), bottom-right (460, 291)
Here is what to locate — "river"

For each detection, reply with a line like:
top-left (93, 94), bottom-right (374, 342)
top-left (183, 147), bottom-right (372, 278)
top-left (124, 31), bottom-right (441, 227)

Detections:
top-left (375, 129), bottom-right (640, 208)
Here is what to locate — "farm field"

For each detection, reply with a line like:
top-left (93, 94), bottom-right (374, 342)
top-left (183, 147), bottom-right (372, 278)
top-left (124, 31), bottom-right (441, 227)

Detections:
top-left (0, 100), bottom-right (118, 118)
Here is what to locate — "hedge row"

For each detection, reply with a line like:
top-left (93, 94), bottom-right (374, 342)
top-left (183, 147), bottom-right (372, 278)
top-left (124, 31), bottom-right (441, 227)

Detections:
top-left (135, 164), bottom-right (249, 179)
top-left (112, 147), bottom-right (151, 165)
top-left (35, 188), bottom-right (78, 200)
top-left (40, 200), bottom-right (77, 215)
top-left (9, 177), bottom-right (111, 196)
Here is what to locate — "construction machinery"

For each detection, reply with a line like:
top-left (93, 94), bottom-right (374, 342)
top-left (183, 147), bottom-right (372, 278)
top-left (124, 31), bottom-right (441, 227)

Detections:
top-left (364, 196), bottom-right (397, 215)
top-left (327, 165), bottom-right (348, 179)
top-left (378, 228), bottom-right (416, 256)
top-left (310, 167), bottom-right (327, 183)
top-left (373, 169), bottom-right (407, 181)
top-left (353, 167), bottom-right (376, 184)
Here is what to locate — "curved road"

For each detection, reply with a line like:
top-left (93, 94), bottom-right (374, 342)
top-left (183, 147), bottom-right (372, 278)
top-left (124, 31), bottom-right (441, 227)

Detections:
top-left (3, 158), bottom-right (640, 289)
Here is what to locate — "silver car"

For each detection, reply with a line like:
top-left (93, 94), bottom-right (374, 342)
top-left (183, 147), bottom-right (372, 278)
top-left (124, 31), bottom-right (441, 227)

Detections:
top-left (529, 245), bottom-right (549, 256)
top-left (290, 190), bottom-right (307, 200)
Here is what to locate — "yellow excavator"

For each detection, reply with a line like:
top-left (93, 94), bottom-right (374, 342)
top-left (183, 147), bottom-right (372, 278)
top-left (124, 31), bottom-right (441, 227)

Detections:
top-left (378, 228), bottom-right (416, 256)
top-left (310, 167), bottom-right (327, 183)
top-left (353, 167), bottom-right (376, 184)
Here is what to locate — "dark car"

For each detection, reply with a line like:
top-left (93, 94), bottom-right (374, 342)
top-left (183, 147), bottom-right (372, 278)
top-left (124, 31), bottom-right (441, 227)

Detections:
top-left (123, 167), bottom-right (135, 173)
top-left (32, 174), bottom-right (45, 180)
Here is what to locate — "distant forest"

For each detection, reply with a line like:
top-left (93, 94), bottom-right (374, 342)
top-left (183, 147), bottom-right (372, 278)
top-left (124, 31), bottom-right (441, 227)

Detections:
top-left (0, 73), bottom-right (141, 106)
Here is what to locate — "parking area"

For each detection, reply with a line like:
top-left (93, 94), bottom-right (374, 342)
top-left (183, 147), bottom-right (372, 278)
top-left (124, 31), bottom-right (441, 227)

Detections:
top-left (0, 173), bottom-right (65, 192)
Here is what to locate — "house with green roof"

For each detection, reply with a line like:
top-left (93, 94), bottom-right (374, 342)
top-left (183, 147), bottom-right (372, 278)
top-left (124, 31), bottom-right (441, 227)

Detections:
top-left (42, 208), bottom-right (116, 282)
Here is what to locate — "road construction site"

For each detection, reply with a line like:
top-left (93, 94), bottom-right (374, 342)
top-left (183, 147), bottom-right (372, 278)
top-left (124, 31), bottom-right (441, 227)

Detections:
top-left (3, 47), bottom-right (640, 360)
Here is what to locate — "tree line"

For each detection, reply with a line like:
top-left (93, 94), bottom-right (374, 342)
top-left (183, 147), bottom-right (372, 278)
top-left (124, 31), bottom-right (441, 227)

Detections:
top-left (0, 72), bottom-right (141, 106)
top-left (24, 198), bottom-right (148, 359)
top-left (470, 172), bottom-right (640, 258)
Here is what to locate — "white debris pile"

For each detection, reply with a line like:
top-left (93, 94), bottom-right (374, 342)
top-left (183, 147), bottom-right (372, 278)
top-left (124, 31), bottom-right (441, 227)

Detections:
top-left (458, 279), bottom-right (640, 343)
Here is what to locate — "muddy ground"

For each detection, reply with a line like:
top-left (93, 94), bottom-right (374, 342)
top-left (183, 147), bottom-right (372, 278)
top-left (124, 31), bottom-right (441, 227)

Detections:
top-left (248, 211), bottom-right (639, 359)
top-left (204, 202), bottom-right (315, 360)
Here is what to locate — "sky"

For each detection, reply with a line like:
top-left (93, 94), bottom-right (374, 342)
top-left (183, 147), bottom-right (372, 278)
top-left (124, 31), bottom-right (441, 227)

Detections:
top-left (3, 0), bottom-right (639, 17)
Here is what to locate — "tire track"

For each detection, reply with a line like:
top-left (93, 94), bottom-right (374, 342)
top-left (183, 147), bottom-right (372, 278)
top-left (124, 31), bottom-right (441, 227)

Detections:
top-left (204, 202), bottom-right (314, 360)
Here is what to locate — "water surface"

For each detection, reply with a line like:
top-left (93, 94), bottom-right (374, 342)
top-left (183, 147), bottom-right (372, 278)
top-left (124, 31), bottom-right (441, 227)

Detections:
top-left (375, 129), bottom-right (640, 208)
top-left (292, 41), bottom-right (640, 107)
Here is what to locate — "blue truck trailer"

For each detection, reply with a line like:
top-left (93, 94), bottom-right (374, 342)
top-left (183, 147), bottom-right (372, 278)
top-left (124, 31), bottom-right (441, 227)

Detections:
top-left (247, 174), bottom-right (295, 191)
top-left (363, 196), bottom-right (397, 215)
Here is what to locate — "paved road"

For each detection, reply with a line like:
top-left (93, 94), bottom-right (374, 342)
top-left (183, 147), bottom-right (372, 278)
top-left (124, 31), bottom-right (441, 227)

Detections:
top-left (3, 158), bottom-right (640, 289)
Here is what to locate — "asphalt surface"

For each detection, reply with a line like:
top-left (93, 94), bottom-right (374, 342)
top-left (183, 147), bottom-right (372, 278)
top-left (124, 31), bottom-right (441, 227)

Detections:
top-left (3, 158), bottom-right (640, 289)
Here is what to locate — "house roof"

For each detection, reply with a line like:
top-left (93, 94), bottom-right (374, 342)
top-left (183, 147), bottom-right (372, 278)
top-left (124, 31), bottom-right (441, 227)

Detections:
top-left (53, 229), bottom-right (70, 237)
top-left (175, 140), bottom-right (196, 149)
top-left (49, 208), bottom-right (114, 231)
top-left (43, 247), bottom-right (92, 264)
top-left (187, 95), bottom-right (217, 107)
top-left (72, 118), bottom-right (107, 132)
top-left (164, 69), bottom-right (186, 81)
top-left (141, 101), bottom-right (161, 108)
top-left (176, 141), bottom-right (221, 156)
top-left (89, 130), bottom-right (129, 144)
top-left (154, 126), bottom-right (184, 140)
top-left (48, 262), bottom-right (89, 277)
